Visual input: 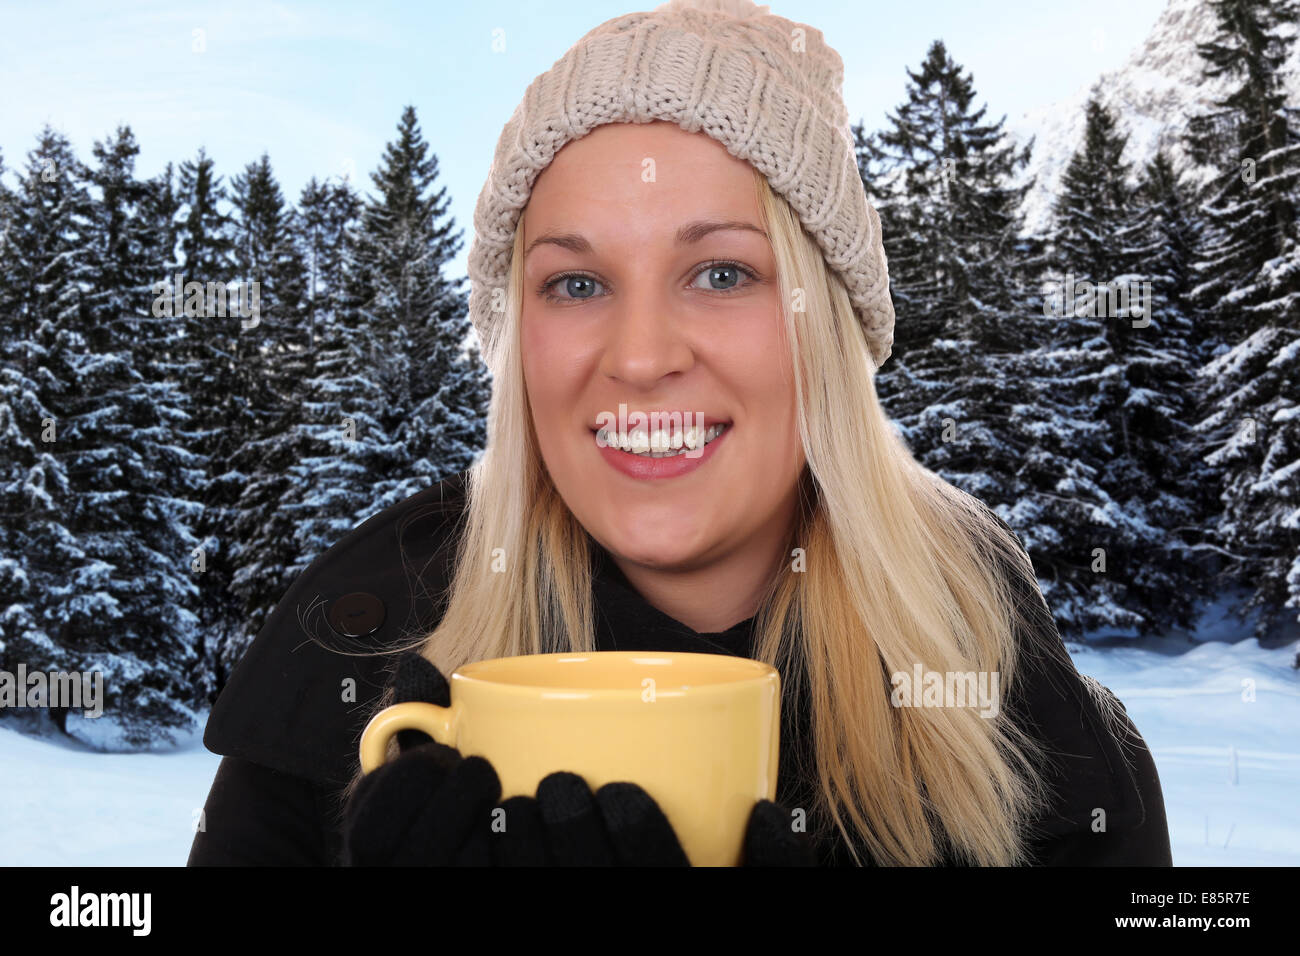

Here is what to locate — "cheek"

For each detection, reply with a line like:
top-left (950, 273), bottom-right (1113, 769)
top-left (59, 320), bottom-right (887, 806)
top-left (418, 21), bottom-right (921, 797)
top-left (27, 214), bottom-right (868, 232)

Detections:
top-left (521, 314), bottom-right (569, 405)
top-left (728, 323), bottom-right (802, 470)
top-left (726, 310), bottom-right (795, 407)
top-left (521, 316), bottom-right (590, 456)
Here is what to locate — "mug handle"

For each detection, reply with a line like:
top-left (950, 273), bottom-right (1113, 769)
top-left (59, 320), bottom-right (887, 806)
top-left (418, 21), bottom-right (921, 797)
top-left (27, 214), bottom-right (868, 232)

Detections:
top-left (358, 701), bottom-right (458, 773)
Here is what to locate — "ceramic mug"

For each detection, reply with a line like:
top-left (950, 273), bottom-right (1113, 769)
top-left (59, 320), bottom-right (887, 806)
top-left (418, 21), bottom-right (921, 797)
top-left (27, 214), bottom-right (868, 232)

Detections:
top-left (358, 650), bottom-right (781, 866)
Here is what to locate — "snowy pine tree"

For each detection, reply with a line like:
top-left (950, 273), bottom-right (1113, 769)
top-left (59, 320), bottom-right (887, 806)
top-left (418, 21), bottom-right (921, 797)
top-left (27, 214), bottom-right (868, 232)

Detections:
top-left (1021, 97), bottom-right (1207, 637)
top-left (1185, 0), bottom-right (1300, 635)
top-left (1184, 0), bottom-right (1300, 349)
top-left (856, 40), bottom-right (1043, 430)
top-left (853, 42), bottom-right (1050, 554)
top-left (294, 176), bottom-right (359, 358)
top-left (0, 129), bottom-right (102, 702)
top-left (345, 105), bottom-right (489, 515)
top-left (280, 107), bottom-right (487, 595)
top-left (0, 139), bottom-right (85, 695)
top-left (229, 152), bottom-right (308, 377)
top-left (1134, 148), bottom-right (1223, 579)
top-left (0, 128), bottom-right (205, 745)
top-left (172, 149), bottom-right (253, 685)
top-left (221, 156), bottom-right (319, 677)
top-left (58, 126), bottom-right (206, 743)
top-left (1196, 327), bottom-right (1300, 634)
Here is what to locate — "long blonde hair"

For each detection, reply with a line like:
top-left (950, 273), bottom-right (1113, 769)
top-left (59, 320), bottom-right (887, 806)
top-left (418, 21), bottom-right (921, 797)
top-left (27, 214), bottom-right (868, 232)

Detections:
top-left (352, 164), bottom-right (1116, 865)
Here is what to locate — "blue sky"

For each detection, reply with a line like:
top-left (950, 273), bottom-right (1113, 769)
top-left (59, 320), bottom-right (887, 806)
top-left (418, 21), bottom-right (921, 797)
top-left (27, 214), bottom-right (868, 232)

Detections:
top-left (3, 0), bottom-right (1166, 279)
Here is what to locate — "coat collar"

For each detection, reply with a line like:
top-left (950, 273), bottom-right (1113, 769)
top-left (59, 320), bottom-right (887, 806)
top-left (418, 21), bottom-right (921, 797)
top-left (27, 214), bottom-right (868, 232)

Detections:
top-left (202, 471), bottom-right (469, 789)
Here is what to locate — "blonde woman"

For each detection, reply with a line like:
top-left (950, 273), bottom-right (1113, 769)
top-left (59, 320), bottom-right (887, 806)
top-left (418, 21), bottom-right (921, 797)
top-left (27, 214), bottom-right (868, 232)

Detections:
top-left (190, 0), bottom-right (1171, 867)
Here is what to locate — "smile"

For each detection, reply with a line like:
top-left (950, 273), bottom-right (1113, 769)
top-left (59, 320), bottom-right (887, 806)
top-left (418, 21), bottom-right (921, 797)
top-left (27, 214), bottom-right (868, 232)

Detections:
top-left (591, 422), bottom-right (732, 480)
top-left (594, 422), bottom-right (730, 457)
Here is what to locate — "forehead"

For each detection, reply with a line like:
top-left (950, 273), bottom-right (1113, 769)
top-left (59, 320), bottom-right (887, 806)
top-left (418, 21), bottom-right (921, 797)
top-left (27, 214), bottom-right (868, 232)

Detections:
top-left (523, 121), bottom-right (760, 233)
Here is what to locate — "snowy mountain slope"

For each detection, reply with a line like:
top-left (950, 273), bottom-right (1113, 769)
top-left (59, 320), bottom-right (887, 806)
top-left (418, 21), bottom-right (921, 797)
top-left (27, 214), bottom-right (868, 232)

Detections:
top-left (1011, 0), bottom-right (1300, 235)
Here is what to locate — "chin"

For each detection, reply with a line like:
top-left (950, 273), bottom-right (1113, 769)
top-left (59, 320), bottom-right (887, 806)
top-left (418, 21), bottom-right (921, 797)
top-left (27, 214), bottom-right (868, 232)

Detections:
top-left (601, 523), bottom-right (712, 571)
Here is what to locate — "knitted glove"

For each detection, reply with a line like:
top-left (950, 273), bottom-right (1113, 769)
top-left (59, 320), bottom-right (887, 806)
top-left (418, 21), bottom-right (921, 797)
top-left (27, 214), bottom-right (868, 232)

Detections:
top-left (343, 652), bottom-right (815, 866)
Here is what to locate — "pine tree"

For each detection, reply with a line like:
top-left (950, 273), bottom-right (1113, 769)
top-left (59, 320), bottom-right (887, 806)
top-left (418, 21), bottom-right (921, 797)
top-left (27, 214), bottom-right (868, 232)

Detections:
top-left (0, 142), bottom-right (81, 687)
top-left (1138, 152), bottom-right (1201, 324)
top-left (229, 153), bottom-right (308, 383)
top-left (50, 126), bottom-right (206, 743)
top-left (1011, 97), bottom-right (1129, 634)
top-left (141, 160), bottom-right (215, 701)
top-left (138, 162), bottom-right (190, 402)
top-left (346, 105), bottom-right (490, 516)
top-left (221, 156), bottom-right (319, 678)
top-left (0, 129), bottom-right (99, 697)
top-left (1135, 149), bottom-right (1223, 579)
top-left (1195, 327), bottom-right (1300, 635)
top-left (853, 41), bottom-right (1048, 554)
top-left (172, 149), bottom-right (251, 684)
top-left (211, 174), bottom-right (370, 678)
top-left (1107, 147), bottom-right (1212, 633)
top-left (1184, 0), bottom-right (1300, 349)
top-left (1185, 0), bottom-right (1300, 636)
top-left (281, 106), bottom-right (487, 594)
top-left (1020, 97), bottom-right (1205, 637)
top-left (0, 128), bottom-right (203, 744)
top-left (294, 176), bottom-right (360, 360)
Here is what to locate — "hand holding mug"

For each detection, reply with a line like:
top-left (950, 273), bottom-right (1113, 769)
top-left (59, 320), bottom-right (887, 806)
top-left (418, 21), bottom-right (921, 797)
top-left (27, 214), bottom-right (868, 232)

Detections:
top-left (344, 652), bottom-right (815, 866)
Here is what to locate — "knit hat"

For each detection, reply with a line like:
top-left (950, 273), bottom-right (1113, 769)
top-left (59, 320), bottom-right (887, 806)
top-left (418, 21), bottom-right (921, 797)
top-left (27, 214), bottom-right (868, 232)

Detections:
top-left (466, 0), bottom-right (895, 369)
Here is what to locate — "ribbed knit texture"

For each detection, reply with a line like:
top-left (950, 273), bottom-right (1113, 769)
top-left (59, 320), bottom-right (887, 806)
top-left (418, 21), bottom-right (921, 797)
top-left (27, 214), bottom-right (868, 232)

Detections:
top-left (467, 0), bottom-right (896, 369)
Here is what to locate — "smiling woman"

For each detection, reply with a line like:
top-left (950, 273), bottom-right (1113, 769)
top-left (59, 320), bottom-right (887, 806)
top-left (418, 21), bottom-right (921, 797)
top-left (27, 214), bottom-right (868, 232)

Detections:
top-left (354, 0), bottom-right (1169, 867)
top-left (383, 90), bottom-right (1169, 864)
top-left (190, 0), bottom-right (1171, 868)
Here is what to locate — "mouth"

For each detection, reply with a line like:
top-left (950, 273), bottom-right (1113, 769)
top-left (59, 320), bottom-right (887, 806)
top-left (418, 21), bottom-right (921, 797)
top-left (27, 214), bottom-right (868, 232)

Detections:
top-left (589, 420), bottom-right (732, 459)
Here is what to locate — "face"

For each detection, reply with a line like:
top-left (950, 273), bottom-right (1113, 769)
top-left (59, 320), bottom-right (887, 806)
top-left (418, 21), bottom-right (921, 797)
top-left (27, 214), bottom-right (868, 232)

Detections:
top-left (520, 120), bottom-right (805, 574)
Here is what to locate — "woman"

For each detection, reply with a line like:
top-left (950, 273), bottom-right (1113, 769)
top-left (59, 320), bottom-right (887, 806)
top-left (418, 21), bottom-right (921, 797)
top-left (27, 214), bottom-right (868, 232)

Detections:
top-left (189, 0), bottom-right (1172, 866)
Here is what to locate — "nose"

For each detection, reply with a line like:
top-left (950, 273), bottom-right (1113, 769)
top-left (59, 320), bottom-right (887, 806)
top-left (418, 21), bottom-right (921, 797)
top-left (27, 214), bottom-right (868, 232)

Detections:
top-left (596, 279), bottom-right (695, 388)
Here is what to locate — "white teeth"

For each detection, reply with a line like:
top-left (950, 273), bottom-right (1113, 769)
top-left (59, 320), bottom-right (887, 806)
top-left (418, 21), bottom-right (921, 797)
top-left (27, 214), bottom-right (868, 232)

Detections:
top-left (596, 423), bottom-right (728, 458)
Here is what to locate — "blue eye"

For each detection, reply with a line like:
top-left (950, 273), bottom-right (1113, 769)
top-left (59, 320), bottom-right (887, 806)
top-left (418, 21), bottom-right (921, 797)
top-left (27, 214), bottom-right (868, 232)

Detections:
top-left (539, 260), bottom-right (759, 304)
top-left (690, 263), bottom-right (749, 291)
top-left (550, 275), bottom-right (604, 300)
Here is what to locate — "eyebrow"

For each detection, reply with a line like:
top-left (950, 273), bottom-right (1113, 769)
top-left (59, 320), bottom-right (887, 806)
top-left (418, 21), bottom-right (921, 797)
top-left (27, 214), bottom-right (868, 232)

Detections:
top-left (523, 219), bottom-right (769, 259)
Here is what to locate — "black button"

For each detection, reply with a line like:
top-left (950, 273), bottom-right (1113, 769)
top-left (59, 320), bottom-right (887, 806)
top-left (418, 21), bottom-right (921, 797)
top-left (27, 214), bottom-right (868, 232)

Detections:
top-left (328, 591), bottom-right (386, 637)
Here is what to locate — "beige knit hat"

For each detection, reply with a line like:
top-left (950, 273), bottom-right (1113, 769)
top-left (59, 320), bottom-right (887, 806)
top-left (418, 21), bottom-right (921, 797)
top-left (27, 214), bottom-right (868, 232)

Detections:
top-left (467, 0), bottom-right (895, 369)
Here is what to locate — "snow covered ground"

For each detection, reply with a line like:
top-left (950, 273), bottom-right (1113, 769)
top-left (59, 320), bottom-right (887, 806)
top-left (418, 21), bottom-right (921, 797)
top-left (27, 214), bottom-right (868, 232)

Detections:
top-left (1067, 635), bottom-right (1300, 866)
top-left (1, 634), bottom-right (1296, 866)
top-left (0, 718), bottom-right (220, 866)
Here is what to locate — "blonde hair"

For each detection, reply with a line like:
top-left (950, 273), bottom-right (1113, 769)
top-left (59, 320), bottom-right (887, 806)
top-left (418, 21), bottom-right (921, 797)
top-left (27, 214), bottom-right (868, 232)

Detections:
top-left (348, 163), bottom-right (1120, 865)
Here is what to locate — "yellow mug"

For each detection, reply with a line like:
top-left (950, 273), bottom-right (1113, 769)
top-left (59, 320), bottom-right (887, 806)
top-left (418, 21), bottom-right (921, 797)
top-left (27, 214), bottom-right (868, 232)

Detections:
top-left (358, 650), bottom-right (781, 866)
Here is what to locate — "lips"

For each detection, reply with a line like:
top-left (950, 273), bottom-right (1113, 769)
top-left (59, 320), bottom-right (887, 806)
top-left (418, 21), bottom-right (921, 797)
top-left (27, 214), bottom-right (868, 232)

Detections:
top-left (593, 416), bottom-right (732, 479)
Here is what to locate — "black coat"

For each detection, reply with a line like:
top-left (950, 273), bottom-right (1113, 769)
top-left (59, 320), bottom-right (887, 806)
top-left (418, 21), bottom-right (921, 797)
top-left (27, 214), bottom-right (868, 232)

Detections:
top-left (187, 469), bottom-right (1173, 866)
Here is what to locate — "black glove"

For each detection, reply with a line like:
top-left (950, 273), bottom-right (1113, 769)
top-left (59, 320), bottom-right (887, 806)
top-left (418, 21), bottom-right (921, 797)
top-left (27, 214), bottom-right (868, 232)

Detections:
top-left (343, 652), bottom-right (815, 866)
